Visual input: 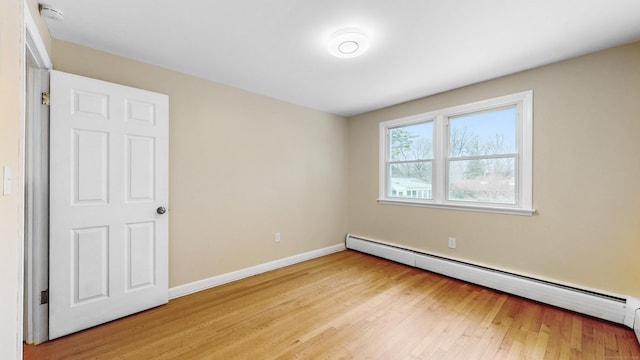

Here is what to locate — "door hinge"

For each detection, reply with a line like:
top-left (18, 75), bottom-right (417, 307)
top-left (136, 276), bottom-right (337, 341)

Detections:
top-left (41, 92), bottom-right (50, 106)
top-left (40, 289), bottom-right (49, 305)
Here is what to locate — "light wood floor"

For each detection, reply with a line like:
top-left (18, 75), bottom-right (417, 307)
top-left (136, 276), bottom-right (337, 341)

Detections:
top-left (24, 250), bottom-right (640, 359)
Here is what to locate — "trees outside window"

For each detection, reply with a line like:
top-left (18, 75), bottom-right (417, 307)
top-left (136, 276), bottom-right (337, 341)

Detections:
top-left (379, 91), bottom-right (533, 215)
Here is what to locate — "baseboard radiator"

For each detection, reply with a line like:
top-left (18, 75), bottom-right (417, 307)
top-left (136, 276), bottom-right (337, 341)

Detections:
top-left (346, 234), bottom-right (631, 326)
top-left (635, 310), bottom-right (640, 343)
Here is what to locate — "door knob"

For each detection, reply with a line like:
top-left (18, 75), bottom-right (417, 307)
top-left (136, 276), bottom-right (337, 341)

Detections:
top-left (156, 206), bottom-right (167, 215)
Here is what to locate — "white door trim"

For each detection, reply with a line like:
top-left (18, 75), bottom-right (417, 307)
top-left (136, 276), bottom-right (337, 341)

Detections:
top-left (24, 2), bottom-right (52, 345)
top-left (25, 4), bottom-right (52, 70)
top-left (24, 67), bottom-right (50, 345)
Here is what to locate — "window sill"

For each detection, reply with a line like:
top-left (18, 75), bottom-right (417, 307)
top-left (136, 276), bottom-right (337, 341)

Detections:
top-left (377, 199), bottom-right (535, 216)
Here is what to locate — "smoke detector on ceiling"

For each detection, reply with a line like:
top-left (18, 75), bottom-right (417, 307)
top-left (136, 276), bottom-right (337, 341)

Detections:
top-left (40, 4), bottom-right (65, 22)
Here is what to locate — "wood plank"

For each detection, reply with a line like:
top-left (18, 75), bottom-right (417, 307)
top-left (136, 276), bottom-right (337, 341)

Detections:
top-left (24, 250), bottom-right (640, 359)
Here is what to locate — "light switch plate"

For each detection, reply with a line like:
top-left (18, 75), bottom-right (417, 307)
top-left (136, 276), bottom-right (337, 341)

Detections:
top-left (3, 166), bottom-right (11, 196)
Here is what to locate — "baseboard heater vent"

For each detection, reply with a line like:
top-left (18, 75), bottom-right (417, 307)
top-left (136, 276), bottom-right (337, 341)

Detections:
top-left (346, 234), bottom-right (627, 325)
top-left (635, 310), bottom-right (640, 343)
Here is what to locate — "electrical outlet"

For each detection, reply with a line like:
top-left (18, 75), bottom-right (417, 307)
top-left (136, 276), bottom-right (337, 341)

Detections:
top-left (448, 237), bottom-right (456, 249)
top-left (275, 232), bottom-right (281, 243)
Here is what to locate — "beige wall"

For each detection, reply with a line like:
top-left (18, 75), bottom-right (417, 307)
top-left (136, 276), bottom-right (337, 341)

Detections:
top-left (348, 41), bottom-right (640, 297)
top-left (52, 40), bottom-right (349, 287)
top-left (0, 0), bottom-right (25, 357)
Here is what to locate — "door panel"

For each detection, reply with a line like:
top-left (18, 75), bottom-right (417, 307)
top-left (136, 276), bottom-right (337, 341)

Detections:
top-left (73, 226), bottom-right (109, 303)
top-left (125, 221), bottom-right (156, 290)
top-left (72, 89), bottom-right (109, 119)
top-left (49, 70), bottom-right (169, 339)
top-left (126, 135), bottom-right (155, 201)
top-left (73, 129), bottom-right (109, 204)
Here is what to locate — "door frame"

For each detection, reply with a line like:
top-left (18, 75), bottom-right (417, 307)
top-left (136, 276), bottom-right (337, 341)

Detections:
top-left (24, 3), bottom-right (52, 344)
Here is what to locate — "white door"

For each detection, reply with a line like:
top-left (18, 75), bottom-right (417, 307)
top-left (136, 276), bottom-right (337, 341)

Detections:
top-left (49, 71), bottom-right (169, 339)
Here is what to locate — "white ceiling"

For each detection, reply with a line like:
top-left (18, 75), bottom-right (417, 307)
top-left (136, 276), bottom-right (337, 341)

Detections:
top-left (42, 0), bottom-right (640, 117)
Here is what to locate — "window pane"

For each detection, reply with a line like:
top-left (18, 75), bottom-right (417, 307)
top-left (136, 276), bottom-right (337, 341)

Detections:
top-left (390, 122), bottom-right (433, 161)
top-left (448, 158), bottom-right (516, 204)
top-left (389, 162), bottom-right (432, 200)
top-left (449, 106), bottom-right (516, 157)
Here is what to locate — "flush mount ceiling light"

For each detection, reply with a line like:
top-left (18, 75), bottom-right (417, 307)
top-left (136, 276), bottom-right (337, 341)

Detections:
top-left (328, 28), bottom-right (370, 59)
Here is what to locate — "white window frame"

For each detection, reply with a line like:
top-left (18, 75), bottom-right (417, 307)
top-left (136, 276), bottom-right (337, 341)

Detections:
top-left (379, 90), bottom-right (534, 216)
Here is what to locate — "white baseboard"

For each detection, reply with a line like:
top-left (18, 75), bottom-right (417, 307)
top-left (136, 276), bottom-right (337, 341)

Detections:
top-left (169, 243), bottom-right (346, 299)
top-left (346, 234), bottom-right (629, 325)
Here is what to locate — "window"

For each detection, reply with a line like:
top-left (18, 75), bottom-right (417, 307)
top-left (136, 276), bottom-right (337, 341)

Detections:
top-left (379, 91), bottom-right (533, 215)
top-left (388, 121), bottom-right (433, 200)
